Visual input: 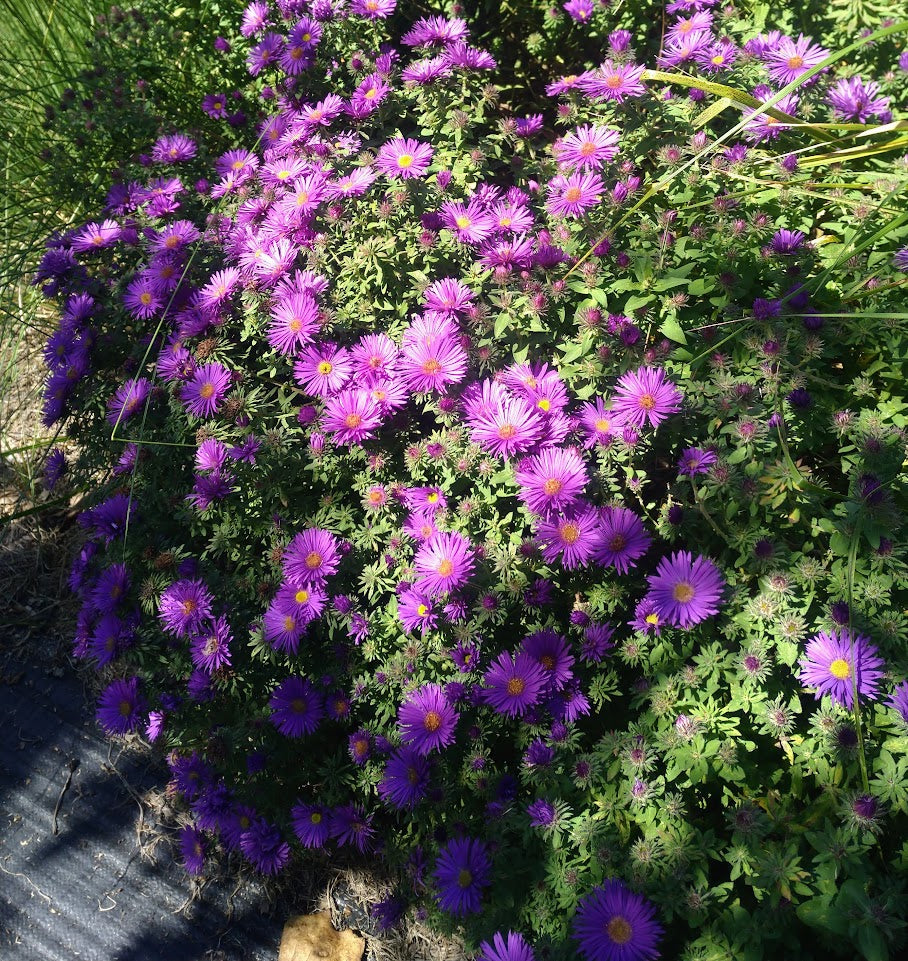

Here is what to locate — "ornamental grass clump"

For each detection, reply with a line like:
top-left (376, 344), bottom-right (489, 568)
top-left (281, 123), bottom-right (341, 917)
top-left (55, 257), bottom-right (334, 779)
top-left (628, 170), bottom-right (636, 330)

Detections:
top-left (27, 0), bottom-right (908, 958)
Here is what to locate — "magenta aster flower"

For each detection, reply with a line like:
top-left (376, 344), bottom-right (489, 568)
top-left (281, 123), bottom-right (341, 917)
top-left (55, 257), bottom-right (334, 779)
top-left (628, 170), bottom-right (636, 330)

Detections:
top-left (158, 579), bottom-right (213, 637)
top-left (398, 682), bottom-right (459, 754)
top-left (180, 363), bottom-right (232, 418)
top-left (267, 292), bottom-right (318, 355)
top-left (71, 219), bottom-right (121, 253)
top-left (323, 389), bottom-right (384, 445)
top-left (439, 199), bottom-right (496, 245)
top-left (399, 332), bottom-right (468, 394)
top-left (283, 528), bottom-right (340, 587)
top-left (766, 34), bottom-right (829, 86)
top-left (433, 837), bottom-right (491, 917)
top-left (376, 136), bottom-right (434, 180)
top-left (556, 124), bottom-right (620, 171)
top-left (469, 393), bottom-right (542, 458)
top-left (349, 333), bottom-right (399, 381)
top-left (202, 92), bottom-right (228, 118)
top-left (269, 676), bottom-right (324, 737)
top-left (482, 651), bottom-right (547, 718)
top-left (401, 15), bottom-right (469, 47)
top-left (578, 61), bottom-right (646, 102)
top-left (743, 91), bottom-right (800, 143)
top-left (351, 0), bottom-right (396, 18)
top-left (293, 342), bottom-right (352, 397)
top-left (646, 551), bottom-right (725, 629)
top-left (123, 275), bottom-right (162, 319)
top-left (515, 447), bottom-right (588, 517)
top-left (414, 531), bottom-right (475, 597)
top-left (798, 630), bottom-right (884, 709)
top-left (152, 134), bottom-right (197, 164)
top-left (572, 879), bottom-right (663, 961)
top-left (611, 367), bottom-right (682, 429)
top-left (546, 171), bottom-right (605, 218)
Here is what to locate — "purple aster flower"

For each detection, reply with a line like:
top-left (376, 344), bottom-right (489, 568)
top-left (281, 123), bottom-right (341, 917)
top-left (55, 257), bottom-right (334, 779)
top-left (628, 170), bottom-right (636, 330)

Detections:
top-left (677, 447), bottom-right (717, 477)
top-left (766, 34), bottom-right (829, 86)
top-left (572, 879), bottom-right (663, 961)
top-left (189, 615), bottom-right (232, 673)
top-left (581, 622), bottom-right (616, 663)
top-left (646, 551), bottom-right (725, 629)
top-left (826, 76), bottom-right (890, 122)
top-left (323, 389), bottom-right (384, 445)
top-left (536, 508), bottom-right (597, 569)
top-left (106, 377), bottom-right (152, 426)
top-left (743, 90), bottom-right (800, 143)
top-left (397, 588), bottom-right (438, 634)
top-left (293, 342), bottom-right (352, 397)
top-left (522, 629), bottom-right (574, 692)
top-left (892, 248), bottom-right (908, 272)
top-left (433, 837), bottom-right (491, 917)
top-left (468, 391), bottom-right (542, 458)
top-left (348, 728), bottom-right (373, 766)
top-left (375, 137), bottom-right (434, 180)
top-left (96, 677), bottom-right (146, 735)
top-left (43, 447), bottom-right (67, 491)
top-left (770, 229), bottom-right (807, 255)
top-left (479, 930), bottom-right (537, 961)
top-left (240, 818), bottom-right (290, 875)
top-left (378, 746), bottom-right (431, 809)
top-left (158, 579), bottom-right (213, 637)
top-left (401, 15), bottom-right (469, 47)
top-left (515, 447), bottom-right (588, 517)
top-left (527, 798), bottom-right (558, 829)
top-left (413, 531), bottom-right (475, 597)
top-left (592, 506), bottom-right (652, 574)
top-left (269, 676), bottom-right (325, 736)
top-left (351, 0), bottom-right (396, 18)
top-left (398, 683), bottom-right (459, 754)
top-left (556, 124), bottom-right (620, 171)
top-left (482, 651), bottom-right (547, 718)
top-left (798, 630), bottom-right (884, 709)
top-left (180, 363), bottom-right (232, 418)
top-left (350, 332), bottom-right (399, 381)
top-left (439, 199), bottom-right (496, 245)
top-left (612, 367), bottom-right (682, 429)
top-left (152, 134), bottom-right (197, 164)
top-left (266, 292), bottom-right (318, 355)
top-left (329, 803), bottom-right (374, 852)
top-left (291, 802), bottom-right (330, 848)
top-left (179, 825), bottom-right (206, 875)
top-left (283, 528), bottom-right (340, 587)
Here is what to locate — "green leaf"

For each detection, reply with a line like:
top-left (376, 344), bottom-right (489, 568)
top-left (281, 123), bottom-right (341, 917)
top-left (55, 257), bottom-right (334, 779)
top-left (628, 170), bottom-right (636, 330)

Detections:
top-left (658, 316), bottom-right (688, 345)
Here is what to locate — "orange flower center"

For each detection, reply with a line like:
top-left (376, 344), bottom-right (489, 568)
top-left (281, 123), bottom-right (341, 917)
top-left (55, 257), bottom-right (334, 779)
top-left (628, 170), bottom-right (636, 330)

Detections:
top-left (199, 383), bottom-right (215, 399)
top-left (507, 677), bottom-right (525, 696)
top-left (543, 478), bottom-right (563, 496)
top-left (787, 55), bottom-right (804, 69)
top-left (423, 710), bottom-right (442, 732)
top-left (638, 392), bottom-right (655, 410)
top-left (565, 186), bottom-right (582, 202)
top-left (561, 523), bottom-right (580, 544)
top-left (305, 551), bottom-right (322, 569)
top-left (437, 559), bottom-right (455, 577)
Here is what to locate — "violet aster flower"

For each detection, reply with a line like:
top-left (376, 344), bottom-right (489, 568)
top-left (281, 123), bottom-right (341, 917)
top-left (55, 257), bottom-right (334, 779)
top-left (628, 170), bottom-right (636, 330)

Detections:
top-left (592, 506), bottom-right (652, 573)
top-left (348, 729), bottom-right (373, 766)
top-left (798, 630), bottom-right (884, 709)
top-left (572, 878), bottom-right (663, 961)
top-left (743, 91), bottom-right (800, 143)
top-left (398, 683), bottom-right (459, 754)
top-left (291, 802), bottom-right (330, 848)
top-left (677, 447), bottom-right (717, 477)
top-left (378, 746), bottom-right (431, 809)
top-left (646, 551), bottom-right (725, 629)
top-left (106, 378), bottom-right (152, 426)
top-left (546, 171), bottom-right (605, 218)
top-left (433, 837), bottom-right (491, 916)
top-left (770, 229), bottom-right (807, 255)
top-left (424, 277), bottom-right (475, 316)
top-left (283, 528), bottom-right (340, 587)
top-left (483, 651), bottom-right (547, 718)
top-left (825, 75), bottom-right (891, 122)
top-left (269, 676), bottom-right (324, 736)
top-left (180, 363), bottom-right (232, 418)
top-left (766, 33), bottom-right (829, 86)
top-left (152, 134), bottom-right (197, 164)
top-left (158, 579), bottom-right (213, 637)
top-left (397, 588), bottom-right (438, 634)
top-left (893, 248), bottom-right (908, 272)
top-left (515, 447), bottom-right (588, 517)
top-left (376, 136), bottom-right (434, 180)
top-left (96, 677), bottom-right (146, 735)
top-left (439, 198), bottom-right (496, 245)
top-left (556, 124), bottom-right (620, 171)
top-left (479, 931), bottom-right (536, 961)
top-left (581, 622), bottom-right (616, 663)
top-left (611, 367), bottom-right (682, 429)
top-left (887, 681), bottom-right (908, 724)
top-left (536, 508), bottom-right (597, 569)
top-left (189, 615), bottom-right (232, 674)
top-left (414, 531), bottom-right (475, 596)
top-left (527, 799), bottom-right (558, 829)
top-left (123, 275), bottom-right (162, 319)
top-left (329, 803), bottom-right (375, 852)
top-left (521, 629), bottom-right (573, 695)
top-left (240, 818), bottom-right (290, 875)
top-left (179, 825), bottom-right (206, 875)
top-left (43, 447), bottom-right (67, 491)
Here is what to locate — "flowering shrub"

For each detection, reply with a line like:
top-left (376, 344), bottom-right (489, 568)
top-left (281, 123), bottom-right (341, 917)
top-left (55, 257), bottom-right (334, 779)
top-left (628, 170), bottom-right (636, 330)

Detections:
top-left (34, 0), bottom-right (908, 958)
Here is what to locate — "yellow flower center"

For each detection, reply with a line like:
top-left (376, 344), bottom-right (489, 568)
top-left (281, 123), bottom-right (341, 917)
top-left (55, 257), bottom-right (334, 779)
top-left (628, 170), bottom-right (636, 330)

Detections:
top-left (561, 523), bottom-right (580, 544)
top-left (423, 710), bottom-right (442, 732)
top-left (310, 812), bottom-right (322, 824)
top-left (317, 361), bottom-right (333, 375)
top-left (283, 615), bottom-right (296, 631)
top-left (605, 74), bottom-right (623, 89)
top-left (397, 154), bottom-right (413, 168)
top-left (645, 613), bottom-right (660, 625)
top-left (455, 216), bottom-right (471, 229)
top-left (638, 392), bottom-right (656, 410)
top-left (673, 582), bottom-right (695, 603)
top-left (289, 318), bottom-right (302, 332)
top-left (437, 559), bottom-right (454, 577)
top-left (507, 677), bottom-right (526, 696)
top-left (118, 699), bottom-right (132, 717)
top-left (295, 590), bottom-right (309, 604)
top-left (457, 869), bottom-right (472, 888)
top-left (787, 55), bottom-right (804, 69)
top-left (829, 658), bottom-right (851, 680)
top-left (231, 159), bottom-right (246, 170)
top-left (537, 398), bottom-right (551, 412)
top-left (607, 916), bottom-right (632, 944)
top-left (417, 604), bottom-right (428, 617)
top-left (140, 292), bottom-right (152, 305)
top-left (199, 383), bottom-right (215, 399)
top-left (305, 551), bottom-right (322, 569)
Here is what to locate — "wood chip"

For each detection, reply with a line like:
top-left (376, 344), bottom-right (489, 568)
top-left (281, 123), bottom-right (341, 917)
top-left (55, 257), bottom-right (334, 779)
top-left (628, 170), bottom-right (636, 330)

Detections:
top-left (278, 911), bottom-right (365, 961)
